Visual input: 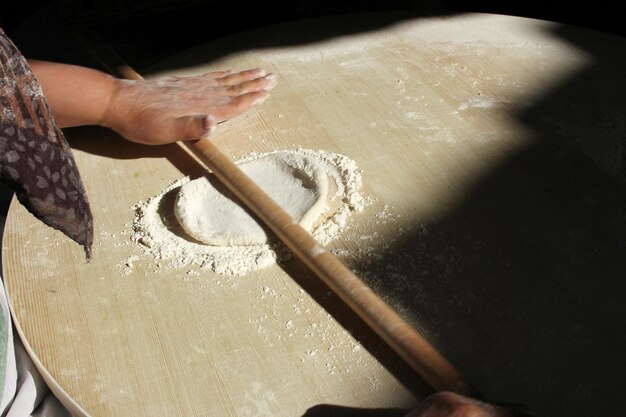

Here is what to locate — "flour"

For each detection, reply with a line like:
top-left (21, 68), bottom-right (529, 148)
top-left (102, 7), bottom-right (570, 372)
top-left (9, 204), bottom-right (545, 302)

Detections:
top-left (175, 151), bottom-right (330, 246)
top-left (131, 148), bottom-right (366, 275)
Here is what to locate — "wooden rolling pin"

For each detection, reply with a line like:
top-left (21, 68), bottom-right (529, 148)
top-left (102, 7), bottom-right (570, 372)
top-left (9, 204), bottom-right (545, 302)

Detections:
top-left (77, 26), bottom-right (473, 394)
top-left (186, 138), bottom-right (472, 394)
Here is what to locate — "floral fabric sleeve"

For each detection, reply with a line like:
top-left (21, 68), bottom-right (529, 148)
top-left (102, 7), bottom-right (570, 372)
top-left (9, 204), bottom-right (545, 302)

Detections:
top-left (0, 28), bottom-right (93, 258)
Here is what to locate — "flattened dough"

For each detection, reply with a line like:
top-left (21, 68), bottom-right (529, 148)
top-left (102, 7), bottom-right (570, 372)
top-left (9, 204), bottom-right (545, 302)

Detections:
top-left (174, 152), bottom-right (329, 246)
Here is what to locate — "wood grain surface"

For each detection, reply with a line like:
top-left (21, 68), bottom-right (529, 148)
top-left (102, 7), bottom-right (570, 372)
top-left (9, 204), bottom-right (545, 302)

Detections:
top-left (3, 12), bottom-right (626, 417)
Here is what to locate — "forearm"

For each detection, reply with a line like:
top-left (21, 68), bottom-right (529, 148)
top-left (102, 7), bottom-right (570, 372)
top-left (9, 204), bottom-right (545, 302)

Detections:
top-left (28, 59), bottom-right (119, 128)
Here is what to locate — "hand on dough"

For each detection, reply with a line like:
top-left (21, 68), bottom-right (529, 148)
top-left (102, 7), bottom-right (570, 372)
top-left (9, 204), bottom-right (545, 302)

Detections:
top-left (102, 68), bottom-right (277, 144)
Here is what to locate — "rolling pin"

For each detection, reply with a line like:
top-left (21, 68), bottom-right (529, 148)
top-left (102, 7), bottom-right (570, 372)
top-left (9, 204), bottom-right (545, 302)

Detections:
top-left (76, 25), bottom-right (474, 395)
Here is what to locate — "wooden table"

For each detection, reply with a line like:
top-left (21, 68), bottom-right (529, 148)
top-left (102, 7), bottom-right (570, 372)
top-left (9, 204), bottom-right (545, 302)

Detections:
top-left (3, 12), bottom-right (626, 417)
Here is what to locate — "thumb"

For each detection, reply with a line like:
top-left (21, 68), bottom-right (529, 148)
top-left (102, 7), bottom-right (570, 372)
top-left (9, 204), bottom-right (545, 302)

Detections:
top-left (168, 114), bottom-right (217, 142)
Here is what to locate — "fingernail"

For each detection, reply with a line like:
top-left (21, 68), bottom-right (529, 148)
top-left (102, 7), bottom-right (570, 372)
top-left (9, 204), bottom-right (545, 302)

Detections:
top-left (255, 68), bottom-right (267, 77)
top-left (202, 115), bottom-right (211, 130)
top-left (203, 115), bottom-right (217, 136)
top-left (265, 73), bottom-right (278, 88)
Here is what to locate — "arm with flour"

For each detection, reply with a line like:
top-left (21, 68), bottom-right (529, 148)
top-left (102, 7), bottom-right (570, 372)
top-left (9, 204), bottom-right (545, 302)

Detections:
top-left (29, 59), bottom-right (277, 144)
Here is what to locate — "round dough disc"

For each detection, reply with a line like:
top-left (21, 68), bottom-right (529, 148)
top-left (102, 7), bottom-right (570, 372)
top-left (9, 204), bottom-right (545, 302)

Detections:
top-left (174, 152), bottom-right (329, 246)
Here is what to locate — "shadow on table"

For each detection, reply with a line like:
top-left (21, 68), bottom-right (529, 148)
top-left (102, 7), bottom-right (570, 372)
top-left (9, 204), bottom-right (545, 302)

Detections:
top-left (9, 2), bottom-right (453, 72)
top-left (63, 125), bottom-right (209, 178)
top-left (337, 23), bottom-right (626, 417)
top-left (303, 404), bottom-right (409, 417)
top-left (138, 9), bottom-right (453, 76)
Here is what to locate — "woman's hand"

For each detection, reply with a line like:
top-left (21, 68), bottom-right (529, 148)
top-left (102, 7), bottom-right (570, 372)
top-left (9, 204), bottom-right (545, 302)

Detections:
top-left (405, 392), bottom-right (516, 417)
top-left (101, 68), bottom-right (277, 144)
top-left (30, 59), bottom-right (276, 144)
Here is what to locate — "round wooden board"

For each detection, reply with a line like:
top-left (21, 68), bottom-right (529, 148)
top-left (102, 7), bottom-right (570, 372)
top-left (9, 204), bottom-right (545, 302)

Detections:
top-left (3, 12), bottom-right (626, 417)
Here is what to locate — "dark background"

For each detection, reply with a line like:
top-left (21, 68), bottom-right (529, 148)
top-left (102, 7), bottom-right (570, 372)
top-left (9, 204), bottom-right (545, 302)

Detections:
top-left (2, 1), bottom-right (625, 71)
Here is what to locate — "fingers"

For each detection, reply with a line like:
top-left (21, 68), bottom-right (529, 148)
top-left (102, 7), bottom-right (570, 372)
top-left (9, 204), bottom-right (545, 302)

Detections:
top-left (214, 68), bottom-right (268, 86)
top-left (223, 73), bottom-right (277, 96)
top-left (210, 91), bottom-right (270, 122)
top-left (201, 70), bottom-right (232, 79)
top-left (193, 69), bottom-right (277, 121)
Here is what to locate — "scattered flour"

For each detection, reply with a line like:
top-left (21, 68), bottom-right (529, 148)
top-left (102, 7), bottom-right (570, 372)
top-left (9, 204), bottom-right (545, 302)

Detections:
top-left (457, 97), bottom-right (495, 111)
top-left (130, 148), bottom-right (366, 275)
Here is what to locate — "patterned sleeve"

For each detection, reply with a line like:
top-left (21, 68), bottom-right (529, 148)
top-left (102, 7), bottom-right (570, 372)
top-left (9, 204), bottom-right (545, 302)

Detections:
top-left (0, 28), bottom-right (93, 258)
